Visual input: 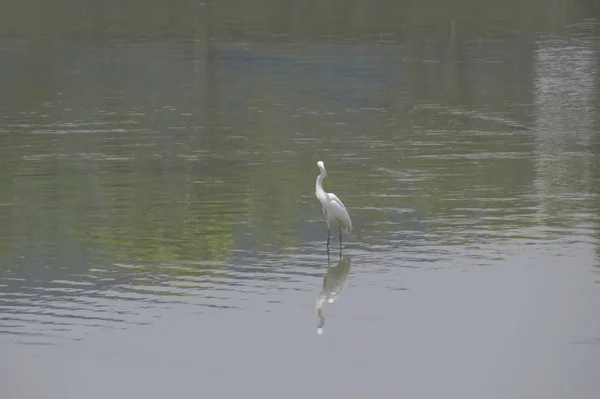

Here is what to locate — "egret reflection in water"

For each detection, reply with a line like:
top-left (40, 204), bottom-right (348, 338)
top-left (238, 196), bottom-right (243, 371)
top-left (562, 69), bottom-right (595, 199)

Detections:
top-left (316, 255), bottom-right (352, 335)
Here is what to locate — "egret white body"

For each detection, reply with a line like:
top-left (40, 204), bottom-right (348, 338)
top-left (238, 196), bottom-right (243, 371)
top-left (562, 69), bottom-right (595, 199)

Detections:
top-left (315, 161), bottom-right (352, 249)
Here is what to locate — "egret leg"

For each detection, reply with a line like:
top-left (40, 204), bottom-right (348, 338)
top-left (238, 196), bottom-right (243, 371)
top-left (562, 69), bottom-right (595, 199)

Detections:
top-left (327, 228), bottom-right (330, 248)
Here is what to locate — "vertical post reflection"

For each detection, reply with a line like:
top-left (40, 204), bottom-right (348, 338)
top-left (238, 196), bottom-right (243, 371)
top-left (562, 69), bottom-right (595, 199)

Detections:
top-left (533, 38), bottom-right (597, 225)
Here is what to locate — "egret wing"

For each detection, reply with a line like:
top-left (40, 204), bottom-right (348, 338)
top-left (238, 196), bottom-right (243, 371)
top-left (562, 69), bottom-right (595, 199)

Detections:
top-left (327, 193), bottom-right (352, 233)
top-left (328, 193), bottom-right (347, 211)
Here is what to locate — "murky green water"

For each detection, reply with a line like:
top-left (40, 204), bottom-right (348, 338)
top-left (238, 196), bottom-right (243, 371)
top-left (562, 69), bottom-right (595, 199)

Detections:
top-left (2, 1), bottom-right (600, 398)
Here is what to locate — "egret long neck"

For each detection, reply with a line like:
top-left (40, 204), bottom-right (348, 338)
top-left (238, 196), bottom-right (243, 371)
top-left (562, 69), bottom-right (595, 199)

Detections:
top-left (316, 173), bottom-right (326, 197)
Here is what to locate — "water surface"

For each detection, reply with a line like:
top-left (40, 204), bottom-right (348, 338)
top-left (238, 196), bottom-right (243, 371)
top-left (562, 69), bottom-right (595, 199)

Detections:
top-left (1, 1), bottom-right (600, 398)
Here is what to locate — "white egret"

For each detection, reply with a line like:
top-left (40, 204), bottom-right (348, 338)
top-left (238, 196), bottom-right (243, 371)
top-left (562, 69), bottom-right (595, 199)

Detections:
top-left (315, 161), bottom-right (352, 249)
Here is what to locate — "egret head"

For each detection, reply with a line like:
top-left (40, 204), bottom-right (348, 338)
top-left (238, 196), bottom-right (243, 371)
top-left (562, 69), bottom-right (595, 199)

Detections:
top-left (317, 161), bottom-right (327, 175)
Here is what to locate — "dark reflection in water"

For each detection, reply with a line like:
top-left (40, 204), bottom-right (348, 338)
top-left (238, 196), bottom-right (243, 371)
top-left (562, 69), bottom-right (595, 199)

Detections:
top-left (1, 1), bottom-right (600, 398)
top-left (316, 254), bottom-right (352, 335)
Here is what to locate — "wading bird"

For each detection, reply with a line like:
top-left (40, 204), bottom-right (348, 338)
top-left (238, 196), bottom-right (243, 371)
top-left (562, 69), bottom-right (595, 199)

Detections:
top-left (315, 161), bottom-right (352, 251)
